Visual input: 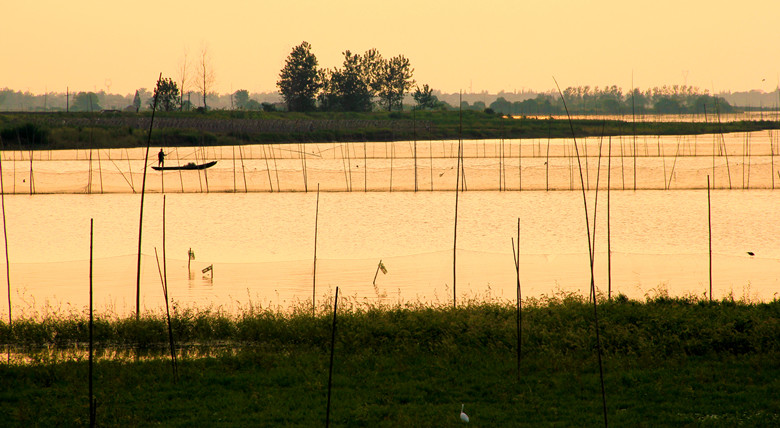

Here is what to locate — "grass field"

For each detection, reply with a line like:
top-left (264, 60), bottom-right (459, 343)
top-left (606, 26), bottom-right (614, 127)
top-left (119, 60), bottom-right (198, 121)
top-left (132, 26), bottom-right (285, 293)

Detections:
top-left (2, 294), bottom-right (779, 426)
top-left (2, 110), bottom-right (779, 150)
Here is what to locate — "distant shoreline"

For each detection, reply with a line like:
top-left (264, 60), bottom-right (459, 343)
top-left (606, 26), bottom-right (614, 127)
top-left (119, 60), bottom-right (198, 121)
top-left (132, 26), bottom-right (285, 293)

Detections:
top-left (1, 111), bottom-right (779, 150)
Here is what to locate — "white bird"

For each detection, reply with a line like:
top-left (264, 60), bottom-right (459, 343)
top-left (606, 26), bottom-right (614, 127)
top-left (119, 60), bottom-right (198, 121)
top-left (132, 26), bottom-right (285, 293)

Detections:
top-left (460, 404), bottom-right (469, 423)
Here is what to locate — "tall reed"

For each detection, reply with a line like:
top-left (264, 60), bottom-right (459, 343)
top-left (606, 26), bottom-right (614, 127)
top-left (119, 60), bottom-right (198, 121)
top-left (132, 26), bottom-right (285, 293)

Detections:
top-left (554, 77), bottom-right (608, 428)
top-left (0, 136), bottom-right (10, 325)
top-left (325, 286), bottom-right (339, 428)
top-left (89, 218), bottom-right (96, 427)
top-left (313, 184), bottom-right (320, 314)
top-left (135, 73), bottom-right (162, 321)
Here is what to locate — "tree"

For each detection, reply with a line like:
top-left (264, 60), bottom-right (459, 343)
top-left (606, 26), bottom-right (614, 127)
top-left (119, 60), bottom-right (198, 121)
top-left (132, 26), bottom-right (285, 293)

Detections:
top-left (195, 44), bottom-right (216, 110)
top-left (233, 89), bottom-right (250, 110)
top-left (277, 41), bottom-right (322, 112)
top-left (71, 92), bottom-right (101, 112)
top-left (489, 96), bottom-right (512, 115)
top-left (178, 48), bottom-right (190, 111)
top-left (320, 50), bottom-right (373, 112)
top-left (132, 90), bottom-right (141, 112)
top-left (151, 77), bottom-right (180, 111)
top-left (377, 55), bottom-right (415, 111)
top-left (413, 84), bottom-right (439, 110)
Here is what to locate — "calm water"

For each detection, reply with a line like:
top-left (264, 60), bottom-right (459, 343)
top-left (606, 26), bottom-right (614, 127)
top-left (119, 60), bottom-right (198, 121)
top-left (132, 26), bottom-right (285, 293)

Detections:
top-left (1, 187), bottom-right (778, 318)
top-left (1, 132), bottom-right (779, 317)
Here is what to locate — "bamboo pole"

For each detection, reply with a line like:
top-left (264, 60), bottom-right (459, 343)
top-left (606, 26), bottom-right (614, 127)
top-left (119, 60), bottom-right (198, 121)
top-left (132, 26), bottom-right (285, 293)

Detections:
top-left (414, 108), bottom-right (418, 192)
top-left (714, 99), bottom-right (732, 189)
top-left (325, 286), bottom-right (339, 428)
top-left (262, 144), bottom-right (274, 192)
top-left (632, 77), bottom-right (637, 192)
top-left (135, 73), bottom-right (162, 321)
top-left (239, 145), bottom-right (248, 192)
top-left (364, 142), bottom-right (367, 192)
top-left (546, 122), bottom-right (551, 191)
top-left (232, 145), bottom-right (237, 192)
top-left (453, 93), bottom-right (462, 308)
top-left (430, 140), bottom-right (433, 192)
top-left (607, 136), bottom-right (612, 300)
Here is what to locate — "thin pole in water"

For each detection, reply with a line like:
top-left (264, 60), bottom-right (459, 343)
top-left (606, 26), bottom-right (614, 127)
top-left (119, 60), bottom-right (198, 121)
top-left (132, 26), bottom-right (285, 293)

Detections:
top-left (607, 136), bottom-right (612, 300)
top-left (136, 73), bottom-right (162, 321)
top-left (325, 286), bottom-right (339, 428)
top-left (414, 108), bottom-right (418, 192)
top-left (453, 92), bottom-right (462, 308)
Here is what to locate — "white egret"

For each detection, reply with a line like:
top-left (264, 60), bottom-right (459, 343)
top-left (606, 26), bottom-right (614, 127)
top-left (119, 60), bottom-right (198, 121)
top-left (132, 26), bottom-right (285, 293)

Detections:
top-left (460, 404), bottom-right (469, 423)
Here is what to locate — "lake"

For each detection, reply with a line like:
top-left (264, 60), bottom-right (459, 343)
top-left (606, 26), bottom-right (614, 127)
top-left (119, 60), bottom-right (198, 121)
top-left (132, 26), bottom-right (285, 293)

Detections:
top-left (1, 132), bottom-right (778, 318)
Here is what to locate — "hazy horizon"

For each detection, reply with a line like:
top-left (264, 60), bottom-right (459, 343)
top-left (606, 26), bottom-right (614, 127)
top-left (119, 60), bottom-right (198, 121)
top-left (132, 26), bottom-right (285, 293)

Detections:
top-left (3, 1), bottom-right (780, 97)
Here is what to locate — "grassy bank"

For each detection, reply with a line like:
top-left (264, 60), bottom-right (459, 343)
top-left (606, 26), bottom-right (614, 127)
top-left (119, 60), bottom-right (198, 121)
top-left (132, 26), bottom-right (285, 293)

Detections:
top-left (1, 110), bottom-right (779, 150)
top-left (2, 295), bottom-right (780, 426)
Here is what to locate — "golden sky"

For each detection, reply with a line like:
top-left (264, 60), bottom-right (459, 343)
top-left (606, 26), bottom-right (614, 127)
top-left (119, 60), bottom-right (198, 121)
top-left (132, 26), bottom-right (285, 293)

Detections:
top-left (3, 0), bottom-right (779, 95)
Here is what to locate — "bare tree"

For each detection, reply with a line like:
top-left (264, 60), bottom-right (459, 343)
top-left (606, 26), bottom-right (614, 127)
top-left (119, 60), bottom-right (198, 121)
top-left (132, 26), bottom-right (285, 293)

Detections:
top-left (178, 48), bottom-right (190, 111)
top-left (195, 44), bottom-right (216, 110)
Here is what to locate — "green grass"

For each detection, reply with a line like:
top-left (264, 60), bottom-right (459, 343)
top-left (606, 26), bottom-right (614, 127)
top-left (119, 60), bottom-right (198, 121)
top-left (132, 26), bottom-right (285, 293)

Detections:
top-left (2, 295), bottom-right (780, 426)
top-left (2, 111), bottom-right (779, 150)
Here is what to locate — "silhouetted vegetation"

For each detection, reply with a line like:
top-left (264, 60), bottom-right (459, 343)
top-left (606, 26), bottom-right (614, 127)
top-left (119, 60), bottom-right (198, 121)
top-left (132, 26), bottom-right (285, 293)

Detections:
top-left (2, 296), bottom-right (780, 425)
top-left (489, 85), bottom-right (737, 116)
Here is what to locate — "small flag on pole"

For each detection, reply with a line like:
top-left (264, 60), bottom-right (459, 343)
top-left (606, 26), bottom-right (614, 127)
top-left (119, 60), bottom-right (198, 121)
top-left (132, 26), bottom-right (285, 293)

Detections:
top-left (188, 248), bottom-right (195, 260)
top-left (202, 264), bottom-right (213, 274)
top-left (378, 261), bottom-right (387, 274)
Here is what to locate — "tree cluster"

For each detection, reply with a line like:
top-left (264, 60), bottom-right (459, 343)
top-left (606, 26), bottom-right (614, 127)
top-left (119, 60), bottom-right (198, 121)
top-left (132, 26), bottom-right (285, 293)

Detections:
top-left (277, 42), bottom-right (421, 112)
top-left (488, 85), bottom-right (736, 116)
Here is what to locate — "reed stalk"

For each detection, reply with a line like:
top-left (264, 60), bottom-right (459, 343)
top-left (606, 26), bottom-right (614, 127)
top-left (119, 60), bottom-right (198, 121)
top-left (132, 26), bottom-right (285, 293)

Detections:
top-left (325, 286), bottom-right (339, 428)
top-left (154, 247), bottom-right (177, 382)
top-left (554, 77), bottom-right (608, 428)
top-left (0, 138), bottom-right (11, 326)
top-left (511, 219), bottom-right (522, 380)
top-left (89, 218), bottom-right (96, 428)
top-left (135, 73), bottom-right (162, 321)
top-left (708, 175), bottom-right (712, 302)
top-left (313, 184), bottom-right (320, 314)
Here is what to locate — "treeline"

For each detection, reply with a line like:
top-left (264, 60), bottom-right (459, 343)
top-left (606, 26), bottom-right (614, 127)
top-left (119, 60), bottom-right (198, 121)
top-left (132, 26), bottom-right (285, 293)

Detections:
top-left (276, 42), bottom-right (429, 113)
top-left (0, 88), bottom-right (283, 112)
top-left (487, 85), bottom-right (737, 116)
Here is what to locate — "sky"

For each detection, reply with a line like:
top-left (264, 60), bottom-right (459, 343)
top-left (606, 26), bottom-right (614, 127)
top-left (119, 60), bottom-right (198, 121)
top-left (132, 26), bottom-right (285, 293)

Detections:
top-left (3, 0), bottom-right (780, 96)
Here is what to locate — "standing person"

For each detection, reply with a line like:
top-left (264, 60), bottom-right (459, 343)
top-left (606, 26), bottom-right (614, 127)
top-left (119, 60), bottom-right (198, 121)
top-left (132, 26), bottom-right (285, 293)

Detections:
top-left (158, 148), bottom-right (165, 167)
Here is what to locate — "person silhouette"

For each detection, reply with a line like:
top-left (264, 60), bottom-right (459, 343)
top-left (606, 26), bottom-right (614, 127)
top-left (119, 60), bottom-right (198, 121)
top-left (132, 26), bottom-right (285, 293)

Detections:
top-left (158, 148), bottom-right (165, 167)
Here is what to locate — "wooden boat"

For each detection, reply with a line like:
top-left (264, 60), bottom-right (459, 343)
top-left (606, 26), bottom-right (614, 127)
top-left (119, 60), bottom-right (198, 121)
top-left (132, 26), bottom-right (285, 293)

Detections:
top-left (152, 160), bottom-right (217, 171)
